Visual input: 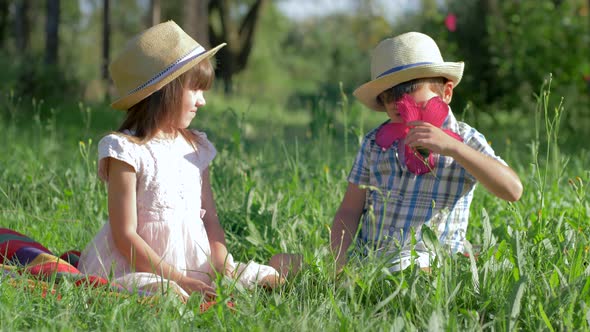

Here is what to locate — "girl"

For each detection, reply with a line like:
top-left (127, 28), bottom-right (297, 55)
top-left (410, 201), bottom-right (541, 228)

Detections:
top-left (78, 21), bottom-right (281, 301)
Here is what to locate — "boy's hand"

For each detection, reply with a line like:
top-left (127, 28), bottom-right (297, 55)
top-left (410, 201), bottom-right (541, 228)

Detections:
top-left (407, 121), bottom-right (523, 201)
top-left (405, 121), bottom-right (460, 156)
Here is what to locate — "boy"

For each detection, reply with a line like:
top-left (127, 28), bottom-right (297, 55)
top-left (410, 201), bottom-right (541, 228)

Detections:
top-left (330, 32), bottom-right (523, 272)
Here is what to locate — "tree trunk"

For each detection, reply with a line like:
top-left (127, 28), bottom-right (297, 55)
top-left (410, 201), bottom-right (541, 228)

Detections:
top-left (45, 0), bottom-right (60, 65)
top-left (146, 0), bottom-right (160, 27)
top-left (102, 0), bottom-right (110, 80)
top-left (209, 0), bottom-right (265, 94)
top-left (183, 0), bottom-right (209, 48)
top-left (14, 0), bottom-right (30, 54)
top-left (0, 0), bottom-right (8, 49)
top-left (195, 0), bottom-right (209, 47)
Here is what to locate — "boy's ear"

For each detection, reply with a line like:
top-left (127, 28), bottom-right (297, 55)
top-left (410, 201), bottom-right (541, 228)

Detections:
top-left (442, 81), bottom-right (454, 104)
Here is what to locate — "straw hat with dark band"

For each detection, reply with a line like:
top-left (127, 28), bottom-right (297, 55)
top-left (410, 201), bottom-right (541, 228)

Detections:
top-left (109, 20), bottom-right (226, 110)
top-left (353, 32), bottom-right (464, 112)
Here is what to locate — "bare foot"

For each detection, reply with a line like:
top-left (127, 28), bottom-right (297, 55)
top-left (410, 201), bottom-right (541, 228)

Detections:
top-left (258, 274), bottom-right (286, 290)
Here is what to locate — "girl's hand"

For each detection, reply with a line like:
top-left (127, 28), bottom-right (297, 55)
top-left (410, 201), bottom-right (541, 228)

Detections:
top-left (178, 276), bottom-right (217, 300)
top-left (405, 121), bottom-right (461, 156)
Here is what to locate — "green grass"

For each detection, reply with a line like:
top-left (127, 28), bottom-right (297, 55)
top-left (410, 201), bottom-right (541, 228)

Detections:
top-left (1, 80), bottom-right (589, 331)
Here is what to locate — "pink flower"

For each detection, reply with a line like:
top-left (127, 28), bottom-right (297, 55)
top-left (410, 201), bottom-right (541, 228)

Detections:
top-left (375, 94), bottom-right (463, 175)
top-left (404, 144), bottom-right (435, 175)
top-left (445, 13), bottom-right (457, 32)
top-left (375, 122), bottom-right (407, 149)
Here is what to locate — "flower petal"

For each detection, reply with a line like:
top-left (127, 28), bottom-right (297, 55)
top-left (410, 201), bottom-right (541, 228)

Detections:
top-left (443, 129), bottom-right (464, 142)
top-left (422, 97), bottom-right (449, 128)
top-left (397, 94), bottom-right (422, 123)
top-left (376, 122), bottom-right (408, 149)
top-left (405, 145), bottom-right (434, 175)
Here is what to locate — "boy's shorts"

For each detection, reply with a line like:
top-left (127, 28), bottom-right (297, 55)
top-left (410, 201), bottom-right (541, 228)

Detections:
top-left (351, 248), bottom-right (438, 272)
top-left (388, 250), bottom-right (436, 272)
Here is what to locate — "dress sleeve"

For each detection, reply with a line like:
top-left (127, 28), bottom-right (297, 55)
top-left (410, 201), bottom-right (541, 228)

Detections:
top-left (191, 129), bottom-right (217, 170)
top-left (97, 133), bottom-right (138, 182)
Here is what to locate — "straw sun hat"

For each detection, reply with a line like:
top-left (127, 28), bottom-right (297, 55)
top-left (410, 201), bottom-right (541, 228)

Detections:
top-left (109, 20), bottom-right (226, 110)
top-left (353, 32), bottom-right (464, 112)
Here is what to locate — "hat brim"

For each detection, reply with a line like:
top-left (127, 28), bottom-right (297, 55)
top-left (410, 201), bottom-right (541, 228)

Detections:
top-left (353, 62), bottom-right (464, 112)
top-left (111, 43), bottom-right (226, 110)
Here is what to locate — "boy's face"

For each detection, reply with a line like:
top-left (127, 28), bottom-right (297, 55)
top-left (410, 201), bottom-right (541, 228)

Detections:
top-left (381, 82), bottom-right (453, 123)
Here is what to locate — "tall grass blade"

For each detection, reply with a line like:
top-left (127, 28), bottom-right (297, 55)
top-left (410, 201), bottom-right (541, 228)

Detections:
top-left (463, 241), bottom-right (480, 294)
top-left (538, 302), bottom-right (554, 332)
top-left (508, 278), bottom-right (527, 331)
top-left (481, 208), bottom-right (496, 251)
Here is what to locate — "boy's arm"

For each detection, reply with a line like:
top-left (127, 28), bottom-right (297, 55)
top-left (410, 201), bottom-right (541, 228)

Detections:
top-left (331, 183), bottom-right (366, 271)
top-left (406, 121), bottom-right (523, 202)
top-left (445, 140), bottom-right (522, 201)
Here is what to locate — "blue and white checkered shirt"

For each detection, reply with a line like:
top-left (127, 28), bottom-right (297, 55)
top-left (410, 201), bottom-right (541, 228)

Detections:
top-left (348, 110), bottom-right (505, 258)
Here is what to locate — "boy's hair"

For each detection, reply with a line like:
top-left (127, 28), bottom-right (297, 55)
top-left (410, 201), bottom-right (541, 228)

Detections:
top-left (117, 58), bottom-right (215, 144)
top-left (378, 77), bottom-right (448, 106)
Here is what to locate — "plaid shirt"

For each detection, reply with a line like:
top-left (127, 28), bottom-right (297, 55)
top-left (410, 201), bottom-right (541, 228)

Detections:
top-left (348, 110), bottom-right (505, 257)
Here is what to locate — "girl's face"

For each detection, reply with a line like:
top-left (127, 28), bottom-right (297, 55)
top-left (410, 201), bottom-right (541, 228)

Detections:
top-left (177, 88), bottom-right (206, 129)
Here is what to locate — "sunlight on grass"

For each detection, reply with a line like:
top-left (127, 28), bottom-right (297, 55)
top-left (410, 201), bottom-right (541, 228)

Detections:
top-left (1, 80), bottom-right (589, 330)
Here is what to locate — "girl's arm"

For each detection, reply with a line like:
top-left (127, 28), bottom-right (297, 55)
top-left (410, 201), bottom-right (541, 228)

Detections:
top-left (330, 183), bottom-right (366, 271)
top-left (107, 158), bottom-right (215, 297)
top-left (200, 168), bottom-right (232, 277)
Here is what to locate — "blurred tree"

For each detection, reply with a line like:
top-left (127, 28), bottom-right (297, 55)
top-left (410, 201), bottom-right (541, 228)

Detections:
top-left (234, 1), bottom-right (392, 106)
top-left (0, 0), bottom-right (8, 49)
top-left (444, 0), bottom-right (499, 106)
top-left (146, 0), bottom-right (161, 27)
top-left (160, 1), bottom-right (181, 22)
top-left (421, 0), bottom-right (439, 18)
top-left (391, 0), bottom-right (588, 119)
top-left (484, 0), bottom-right (588, 103)
top-left (183, 0), bottom-right (209, 48)
top-left (102, 0), bottom-right (110, 80)
top-left (209, 0), bottom-right (266, 93)
top-left (14, 0), bottom-right (30, 54)
top-left (232, 2), bottom-right (293, 102)
top-left (45, 0), bottom-right (59, 65)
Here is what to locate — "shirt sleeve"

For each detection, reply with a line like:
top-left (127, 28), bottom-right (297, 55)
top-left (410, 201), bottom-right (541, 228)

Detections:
top-left (459, 123), bottom-right (507, 181)
top-left (191, 129), bottom-right (217, 170)
top-left (97, 133), bottom-right (138, 182)
top-left (347, 135), bottom-right (372, 186)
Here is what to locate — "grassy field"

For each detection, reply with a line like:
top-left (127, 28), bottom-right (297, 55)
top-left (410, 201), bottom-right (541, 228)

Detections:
top-left (1, 82), bottom-right (589, 331)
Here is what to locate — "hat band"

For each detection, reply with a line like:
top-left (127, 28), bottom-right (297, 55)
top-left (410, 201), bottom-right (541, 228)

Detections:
top-left (127, 45), bottom-right (207, 95)
top-left (376, 62), bottom-right (434, 79)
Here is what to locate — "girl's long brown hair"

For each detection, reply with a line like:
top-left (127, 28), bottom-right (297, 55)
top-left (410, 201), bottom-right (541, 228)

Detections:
top-left (117, 58), bottom-right (215, 146)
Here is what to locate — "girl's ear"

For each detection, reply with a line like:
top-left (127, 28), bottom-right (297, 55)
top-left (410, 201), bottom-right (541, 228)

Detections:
top-left (442, 81), bottom-right (454, 104)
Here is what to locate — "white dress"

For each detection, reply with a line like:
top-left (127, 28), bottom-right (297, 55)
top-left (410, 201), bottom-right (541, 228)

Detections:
top-left (78, 130), bottom-right (278, 297)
